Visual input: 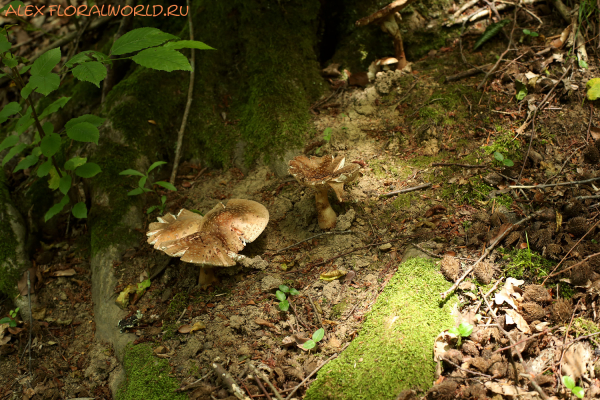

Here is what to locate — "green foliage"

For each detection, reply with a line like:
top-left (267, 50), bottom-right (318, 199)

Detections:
top-left (493, 151), bottom-right (514, 167)
top-left (301, 328), bottom-right (325, 350)
top-left (315, 127), bottom-right (332, 155)
top-left (501, 239), bottom-right (553, 280)
top-left (119, 161), bottom-right (176, 214)
top-left (473, 20), bottom-right (511, 50)
top-left (586, 78), bottom-right (600, 100)
top-left (276, 284), bottom-right (299, 311)
top-left (0, 307), bottom-right (19, 328)
top-left (563, 375), bottom-right (585, 399)
top-left (522, 29), bottom-right (539, 37)
top-left (448, 322), bottom-right (473, 346)
top-left (0, 26), bottom-right (212, 222)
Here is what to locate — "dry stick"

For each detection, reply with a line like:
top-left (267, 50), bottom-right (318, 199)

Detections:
top-left (479, 289), bottom-right (550, 400)
top-left (272, 231), bottom-right (353, 254)
top-left (441, 357), bottom-right (493, 379)
top-left (248, 363), bottom-right (284, 400)
top-left (542, 219), bottom-right (600, 284)
top-left (288, 299), bottom-right (310, 331)
top-left (493, 327), bottom-right (558, 354)
top-left (587, 103), bottom-right (593, 143)
top-left (445, 63), bottom-right (493, 82)
top-left (284, 343), bottom-right (351, 400)
top-left (412, 243), bottom-right (442, 258)
top-left (474, 277), bottom-right (503, 314)
top-left (307, 294), bottom-right (323, 329)
top-left (27, 270), bottom-right (32, 378)
top-left (176, 371), bottom-right (214, 392)
top-left (545, 251), bottom-right (600, 283)
top-left (379, 183), bottom-right (431, 198)
top-left (510, 176), bottom-right (600, 190)
top-left (452, 0), bottom-right (479, 18)
top-left (544, 144), bottom-right (587, 184)
top-left (212, 361), bottom-right (251, 400)
top-left (170, 0), bottom-right (196, 185)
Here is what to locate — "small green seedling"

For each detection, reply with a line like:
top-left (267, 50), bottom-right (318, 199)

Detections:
top-left (0, 308), bottom-right (19, 328)
top-left (449, 322), bottom-right (473, 346)
top-left (493, 151), bottom-right (514, 167)
top-left (120, 161), bottom-right (177, 214)
top-left (522, 29), bottom-right (539, 37)
top-left (276, 285), bottom-right (299, 311)
top-left (563, 375), bottom-right (584, 399)
top-left (300, 328), bottom-right (325, 350)
top-left (315, 127), bottom-right (332, 155)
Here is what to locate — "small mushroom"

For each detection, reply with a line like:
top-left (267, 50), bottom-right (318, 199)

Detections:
top-left (356, 0), bottom-right (419, 69)
top-left (147, 199), bottom-right (269, 286)
top-left (288, 155), bottom-right (362, 230)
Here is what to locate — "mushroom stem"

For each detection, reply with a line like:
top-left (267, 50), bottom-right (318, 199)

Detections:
top-left (198, 266), bottom-right (219, 289)
top-left (315, 186), bottom-right (337, 230)
top-left (380, 14), bottom-right (407, 69)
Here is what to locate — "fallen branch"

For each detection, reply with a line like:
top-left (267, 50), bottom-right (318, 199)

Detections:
top-left (493, 327), bottom-right (557, 354)
top-left (442, 357), bottom-right (493, 379)
top-left (444, 0), bottom-right (543, 26)
top-left (474, 277), bottom-right (503, 314)
top-left (284, 343), bottom-right (351, 400)
top-left (379, 183), bottom-right (431, 198)
top-left (212, 360), bottom-right (251, 400)
top-left (248, 362), bottom-right (283, 400)
top-left (445, 63), bottom-right (493, 82)
top-left (307, 293), bottom-right (323, 330)
top-left (510, 176), bottom-right (600, 190)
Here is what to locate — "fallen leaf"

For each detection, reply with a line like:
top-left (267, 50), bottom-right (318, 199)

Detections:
top-left (320, 269), bottom-right (347, 281)
top-left (189, 321), bottom-right (206, 332)
top-left (54, 268), bottom-right (76, 277)
top-left (178, 325), bottom-right (192, 334)
top-left (7, 327), bottom-right (23, 335)
top-left (115, 284), bottom-right (136, 309)
top-left (255, 318), bottom-right (275, 328)
top-left (504, 309), bottom-right (531, 334)
top-left (148, 120), bottom-right (157, 125)
top-left (494, 278), bottom-right (524, 309)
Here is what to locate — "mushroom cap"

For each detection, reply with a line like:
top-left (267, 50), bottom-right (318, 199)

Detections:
top-left (288, 155), bottom-right (362, 201)
top-left (377, 57), bottom-right (399, 65)
top-left (148, 199), bottom-right (269, 267)
top-left (355, 0), bottom-right (418, 26)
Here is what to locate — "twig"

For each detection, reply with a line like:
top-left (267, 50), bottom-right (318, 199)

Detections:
top-left (176, 371), bottom-right (214, 392)
top-left (392, 77), bottom-right (419, 106)
top-left (272, 231), bottom-right (353, 254)
top-left (474, 277), bottom-right (503, 314)
top-left (412, 243), bottom-right (441, 258)
top-left (477, 8), bottom-right (517, 90)
top-left (445, 63), bottom-right (493, 83)
top-left (212, 360), bottom-right (251, 400)
top-left (170, 0), bottom-right (196, 185)
top-left (544, 251), bottom-right (600, 282)
top-left (307, 294), bottom-right (323, 329)
top-left (493, 327), bottom-right (557, 354)
top-left (442, 357), bottom-right (493, 378)
top-left (452, 0), bottom-right (479, 18)
top-left (27, 270), bottom-right (32, 378)
top-left (510, 176), bottom-right (600, 190)
top-left (432, 162), bottom-right (489, 169)
top-left (288, 299), bottom-right (310, 331)
top-left (544, 144), bottom-right (586, 184)
top-left (284, 343), bottom-right (351, 400)
top-left (248, 363), bottom-right (283, 400)
top-left (379, 183), bottom-right (431, 198)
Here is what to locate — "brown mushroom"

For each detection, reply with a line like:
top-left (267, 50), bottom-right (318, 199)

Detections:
top-left (288, 155), bottom-right (362, 230)
top-left (147, 199), bottom-right (269, 286)
top-left (356, 0), bottom-right (419, 69)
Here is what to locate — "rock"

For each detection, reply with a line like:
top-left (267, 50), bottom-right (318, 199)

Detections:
top-left (239, 256), bottom-right (268, 270)
top-left (484, 172), bottom-right (503, 186)
top-left (261, 274), bottom-right (283, 292)
top-left (322, 280), bottom-right (341, 303)
top-left (379, 243), bottom-right (392, 251)
top-left (269, 148), bottom-right (302, 178)
top-left (336, 208), bottom-right (355, 231)
top-left (229, 315), bottom-right (245, 331)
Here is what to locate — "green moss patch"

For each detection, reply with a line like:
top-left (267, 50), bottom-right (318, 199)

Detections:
top-left (117, 343), bottom-right (186, 400)
top-left (305, 258), bottom-right (457, 400)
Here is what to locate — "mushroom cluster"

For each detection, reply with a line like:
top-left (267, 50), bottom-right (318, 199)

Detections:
top-left (288, 155), bottom-right (362, 230)
top-left (147, 199), bottom-right (269, 285)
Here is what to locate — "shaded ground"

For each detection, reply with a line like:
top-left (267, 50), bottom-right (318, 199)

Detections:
top-left (3, 4), bottom-right (600, 400)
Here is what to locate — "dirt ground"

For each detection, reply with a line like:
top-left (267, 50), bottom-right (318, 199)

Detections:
top-left (4, 10), bottom-right (600, 399)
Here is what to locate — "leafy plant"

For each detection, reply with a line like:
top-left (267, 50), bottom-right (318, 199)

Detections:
top-left (473, 19), bottom-right (511, 50)
top-left (0, 2), bottom-right (213, 222)
top-left (119, 161), bottom-right (176, 214)
top-left (0, 307), bottom-right (19, 327)
top-left (448, 322), bottom-right (473, 346)
top-left (275, 285), bottom-right (299, 311)
top-left (315, 127), bottom-right (332, 155)
top-left (300, 328), bottom-right (325, 350)
top-left (493, 151), bottom-right (514, 167)
top-left (522, 29), bottom-right (539, 37)
top-left (563, 375), bottom-right (585, 399)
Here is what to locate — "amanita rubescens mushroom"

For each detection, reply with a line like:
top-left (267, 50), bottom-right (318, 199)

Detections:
top-left (147, 199), bottom-right (269, 286)
top-left (288, 155), bottom-right (361, 230)
top-left (356, 0), bottom-right (419, 69)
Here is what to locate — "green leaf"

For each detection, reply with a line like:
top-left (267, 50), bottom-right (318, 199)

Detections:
top-left (275, 290), bottom-right (287, 302)
top-left (127, 187), bottom-right (144, 196)
top-left (76, 162), bottom-right (101, 178)
top-left (48, 167), bottom-right (60, 189)
top-left (278, 285), bottom-right (290, 293)
top-left (120, 169), bottom-right (145, 177)
top-left (448, 327), bottom-right (459, 336)
top-left (0, 1), bottom-right (25, 14)
top-left (572, 386), bottom-right (585, 399)
top-left (131, 48), bottom-right (192, 72)
top-left (147, 160), bottom-right (167, 173)
top-left (523, 29), bottom-right (531, 35)
top-left (2, 143), bottom-right (26, 167)
top-left (39, 97), bottom-right (71, 119)
top-left (137, 278), bottom-right (151, 293)
top-left (65, 50), bottom-right (110, 68)
top-left (42, 122), bottom-right (53, 135)
top-left (0, 36), bottom-right (10, 53)
top-left (64, 157), bottom-right (87, 171)
top-left (37, 159), bottom-right (53, 177)
top-left (40, 133), bottom-right (61, 157)
top-left (457, 322), bottom-right (473, 337)
top-left (19, 65), bottom-right (31, 75)
top-left (66, 122), bottom-right (99, 144)
top-left (44, 195), bottom-right (69, 222)
top-left (138, 176), bottom-right (147, 188)
top-left (65, 114), bottom-right (105, 129)
top-left (72, 202), bottom-right (87, 219)
top-left (301, 340), bottom-right (316, 350)
top-left (2, 53), bottom-right (18, 68)
top-left (15, 112), bottom-right (34, 134)
top-left (587, 78), bottom-right (600, 100)
top-left (59, 174), bottom-right (72, 195)
top-left (0, 317), bottom-right (11, 325)
top-left (13, 153), bottom-right (39, 172)
top-left (579, 59), bottom-right (589, 69)
top-left (473, 19), bottom-right (511, 50)
top-left (503, 159), bottom-right (514, 167)
top-left (154, 181), bottom-right (176, 191)
top-left (312, 328), bottom-right (325, 342)
top-left (323, 127), bottom-right (332, 142)
top-left (147, 205), bottom-right (159, 214)
top-left (30, 73), bottom-right (60, 96)
top-left (111, 27), bottom-right (178, 56)
top-left (562, 375), bottom-right (575, 390)
top-left (493, 151), bottom-right (504, 162)
top-left (0, 102), bottom-right (21, 124)
top-left (289, 288), bottom-right (300, 296)
top-left (72, 62), bottom-right (107, 87)
top-left (0, 135), bottom-right (19, 153)
top-left (21, 81), bottom-right (35, 99)
top-left (163, 40), bottom-right (215, 50)
top-left (278, 299), bottom-right (289, 311)
top-left (30, 48), bottom-right (62, 76)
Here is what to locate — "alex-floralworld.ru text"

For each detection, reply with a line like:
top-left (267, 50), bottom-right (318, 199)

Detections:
top-left (2, 4), bottom-right (188, 17)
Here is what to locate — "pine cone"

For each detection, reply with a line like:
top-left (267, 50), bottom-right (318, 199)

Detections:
top-left (474, 261), bottom-right (495, 284)
top-left (521, 302), bottom-right (546, 322)
top-left (584, 145), bottom-right (600, 164)
top-left (546, 243), bottom-right (563, 260)
top-left (504, 230), bottom-right (521, 247)
top-left (566, 217), bottom-right (589, 237)
top-left (523, 284), bottom-right (551, 304)
top-left (562, 200), bottom-right (586, 219)
top-left (550, 298), bottom-right (573, 323)
top-left (473, 211), bottom-right (490, 224)
top-left (571, 262), bottom-right (592, 286)
top-left (440, 255), bottom-right (461, 282)
top-left (490, 211), bottom-right (509, 227)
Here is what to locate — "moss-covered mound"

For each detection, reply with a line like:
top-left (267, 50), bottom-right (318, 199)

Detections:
top-left (117, 343), bottom-right (186, 400)
top-left (305, 257), bottom-right (457, 400)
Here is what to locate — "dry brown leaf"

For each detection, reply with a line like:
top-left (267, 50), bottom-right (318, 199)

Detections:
top-left (148, 120), bottom-right (157, 125)
top-left (178, 325), bottom-right (192, 334)
top-left (591, 126), bottom-right (600, 140)
top-left (320, 269), bottom-right (347, 281)
top-left (54, 268), bottom-right (76, 277)
top-left (255, 318), bottom-right (275, 328)
top-left (32, 307), bottom-right (46, 320)
top-left (494, 278), bottom-right (524, 309)
top-left (562, 342), bottom-right (591, 380)
top-left (189, 321), bottom-right (205, 332)
top-left (504, 309), bottom-right (531, 334)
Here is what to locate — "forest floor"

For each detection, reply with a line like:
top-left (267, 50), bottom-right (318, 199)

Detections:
top-left (3, 11), bottom-right (600, 400)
